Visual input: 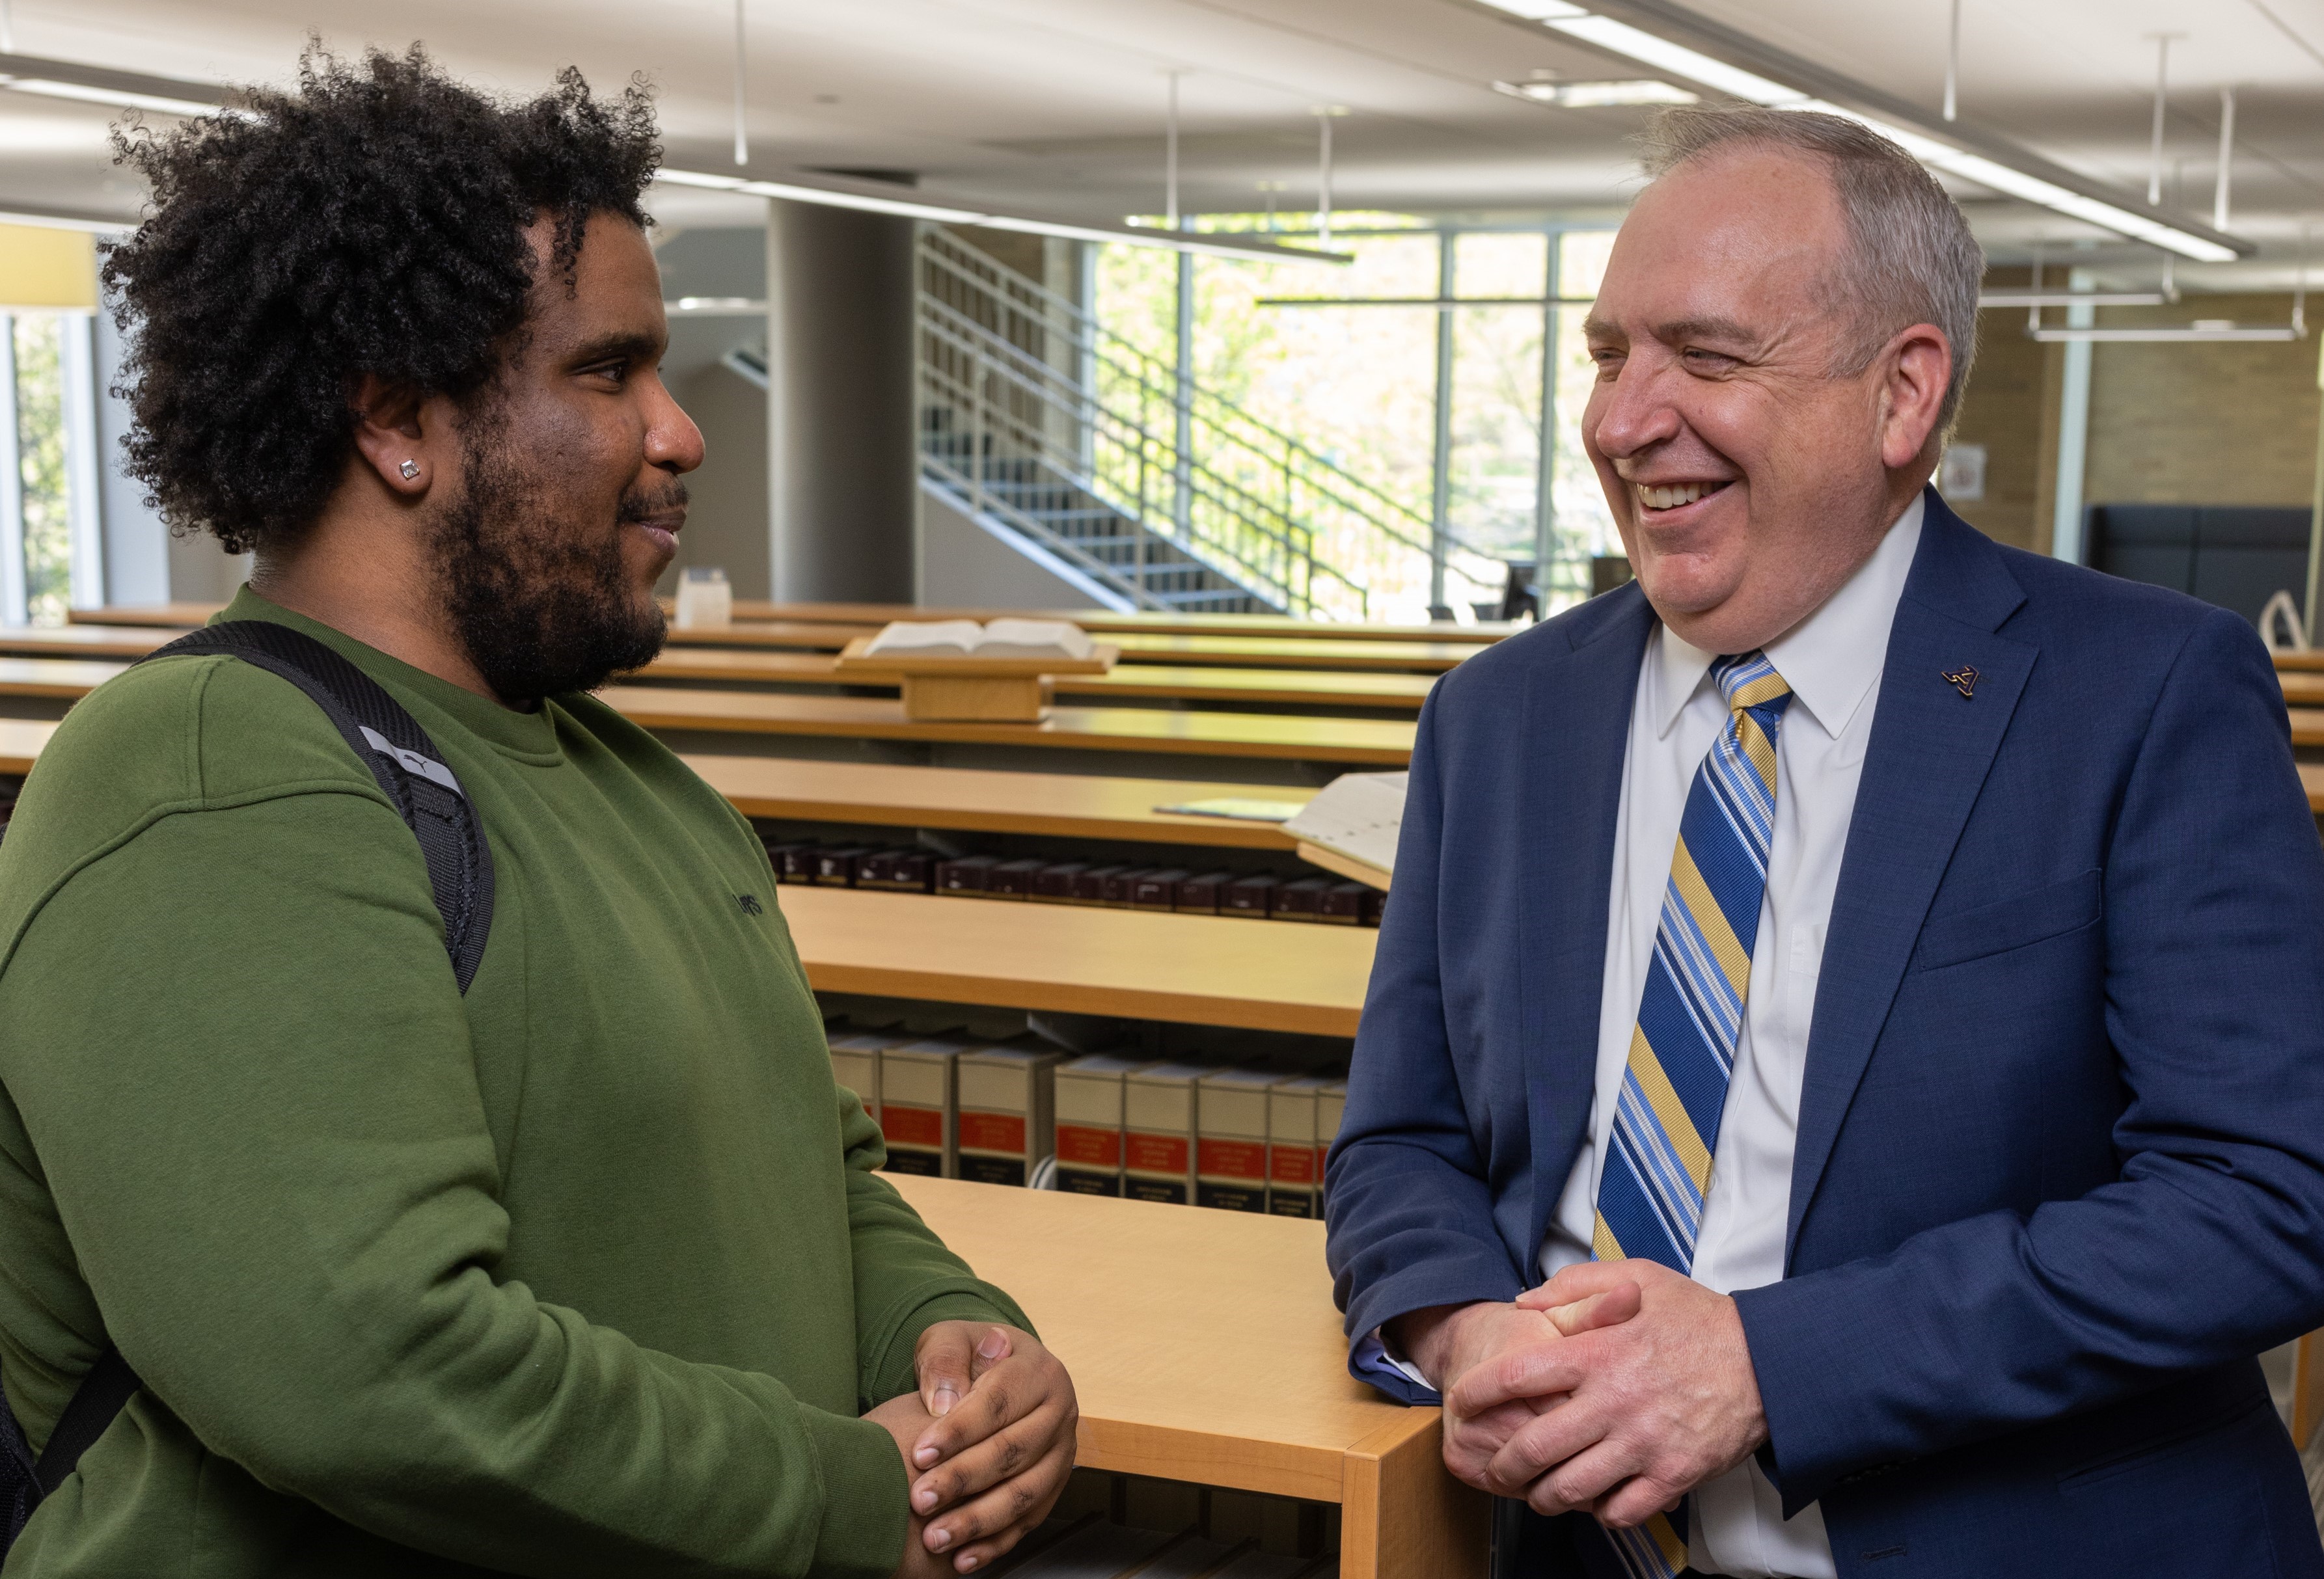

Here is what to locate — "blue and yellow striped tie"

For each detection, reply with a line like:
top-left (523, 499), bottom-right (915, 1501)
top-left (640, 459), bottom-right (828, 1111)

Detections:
top-left (1593, 651), bottom-right (1792, 1579)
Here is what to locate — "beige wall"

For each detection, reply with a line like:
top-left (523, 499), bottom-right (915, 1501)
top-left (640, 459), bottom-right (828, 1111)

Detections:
top-left (1949, 282), bottom-right (2322, 560)
top-left (2082, 293), bottom-right (2320, 509)
top-left (1947, 296), bottom-right (2052, 552)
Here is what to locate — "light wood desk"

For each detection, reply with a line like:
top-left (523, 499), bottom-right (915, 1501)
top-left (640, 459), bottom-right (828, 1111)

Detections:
top-left (731, 600), bottom-right (1514, 645)
top-left (599, 686), bottom-right (1417, 766)
top-left (2291, 709), bottom-right (2324, 750)
top-left (0, 625), bottom-right (176, 660)
top-left (888, 1176), bottom-right (1483, 1579)
top-left (69, 602), bottom-right (222, 629)
top-left (0, 664), bottom-right (1415, 766)
top-left (690, 756), bottom-right (1312, 849)
top-left (780, 886), bottom-right (1372, 1035)
top-left (643, 646), bottom-right (1436, 710)
top-left (0, 656), bottom-right (145, 697)
top-left (2280, 671), bottom-right (2324, 707)
top-left (0, 719), bottom-right (58, 774)
top-left (73, 608), bottom-right (1475, 675)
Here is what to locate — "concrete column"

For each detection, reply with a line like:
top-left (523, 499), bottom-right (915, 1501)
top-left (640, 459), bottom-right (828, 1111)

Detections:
top-left (764, 198), bottom-right (916, 602)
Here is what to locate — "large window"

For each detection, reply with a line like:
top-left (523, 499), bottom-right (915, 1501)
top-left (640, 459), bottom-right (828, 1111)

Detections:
top-left (1091, 221), bottom-right (1619, 621)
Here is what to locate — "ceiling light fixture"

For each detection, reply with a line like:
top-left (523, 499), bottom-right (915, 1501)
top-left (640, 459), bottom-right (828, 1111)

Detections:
top-left (1470, 0), bottom-right (2245, 263)
top-left (0, 74), bottom-right (239, 120)
top-left (1492, 78), bottom-right (1697, 107)
top-left (1978, 290), bottom-right (2167, 308)
top-left (653, 168), bottom-right (1348, 264)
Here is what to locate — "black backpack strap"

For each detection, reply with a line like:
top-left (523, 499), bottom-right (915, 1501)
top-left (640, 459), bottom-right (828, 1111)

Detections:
top-left (140, 621), bottom-right (496, 993)
top-left (29, 1349), bottom-right (137, 1498)
top-left (0, 621), bottom-right (508, 1546)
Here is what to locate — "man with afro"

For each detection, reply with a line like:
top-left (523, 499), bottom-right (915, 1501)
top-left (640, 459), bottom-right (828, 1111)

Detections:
top-left (0, 46), bottom-right (1075, 1577)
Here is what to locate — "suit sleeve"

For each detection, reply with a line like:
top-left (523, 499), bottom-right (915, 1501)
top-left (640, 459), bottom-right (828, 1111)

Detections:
top-left (1736, 607), bottom-right (2324, 1508)
top-left (0, 791), bottom-right (910, 1579)
top-left (1326, 692), bottom-right (1528, 1396)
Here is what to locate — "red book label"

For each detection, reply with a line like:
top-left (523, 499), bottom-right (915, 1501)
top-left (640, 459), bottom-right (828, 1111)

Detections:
top-left (1124, 1131), bottom-right (1190, 1175)
top-left (958, 1111), bottom-right (1027, 1154)
top-left (1270, 1144), bottom-right (1318, 1185)
top-left (1056, 1124), bottom-right (1122, 1168)
top-left (882, 1106), bottom-right (944, 1148)
top-left (1197, 1138), bottom-right (1267, 1182)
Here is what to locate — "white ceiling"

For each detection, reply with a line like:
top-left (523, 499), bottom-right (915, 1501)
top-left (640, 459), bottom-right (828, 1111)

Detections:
top-left (5, 0), bottom-right (2322, 292)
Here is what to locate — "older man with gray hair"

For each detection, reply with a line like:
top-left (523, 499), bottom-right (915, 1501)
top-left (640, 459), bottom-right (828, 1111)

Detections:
top-left (1326, 104), bottom-right (2324, 1578)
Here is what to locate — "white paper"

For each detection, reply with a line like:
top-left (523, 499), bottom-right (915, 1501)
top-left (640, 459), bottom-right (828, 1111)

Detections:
top-left (862, 617), bottom-right (1092, 660)
top-left (1283, 770), bottom-right (1407, 875)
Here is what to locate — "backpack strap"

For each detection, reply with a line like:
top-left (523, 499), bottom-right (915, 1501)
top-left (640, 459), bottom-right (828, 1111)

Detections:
top-left (140, 621), bottom-right (497, 993)
top-left (0, 621), bottom-right (505, 1549)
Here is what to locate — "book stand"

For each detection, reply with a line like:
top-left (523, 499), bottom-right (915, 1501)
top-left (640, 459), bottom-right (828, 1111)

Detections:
top-left (834, 638), bottom-right (1122, 722)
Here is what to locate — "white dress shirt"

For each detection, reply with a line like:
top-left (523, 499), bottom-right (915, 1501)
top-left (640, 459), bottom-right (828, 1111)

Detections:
top-left (1538, 495), bottom-right (1924, 1579)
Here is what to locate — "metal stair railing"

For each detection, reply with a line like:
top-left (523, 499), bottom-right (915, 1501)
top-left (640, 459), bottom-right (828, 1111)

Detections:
top-left (918, 228), bottom-right (1508, 621)
top-left (920, 303), bottom-right (1370, 616)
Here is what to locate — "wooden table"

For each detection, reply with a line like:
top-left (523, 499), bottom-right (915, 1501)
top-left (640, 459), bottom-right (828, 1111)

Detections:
top-left (781, 886), bottom-right (1372, 1034)
top-left (68, 608), bottom-right (1477, 675)
top-left (0, 625), bottom-right (176, 659)
top-left (600, 687), bottom-right (1416, 766)
top-left (0, 662), bottom-right (1415, 767)
top-left (888, 1175), bottom-right (1484, 1579)
top-left (643, 647), bottom-right (1436, 710)
top-left (692, 756), bottom-right (1312, 849)
top-left (0, 719), bottom-right (57, 774)
top-left (730, 600), bottom-right (1514, 645)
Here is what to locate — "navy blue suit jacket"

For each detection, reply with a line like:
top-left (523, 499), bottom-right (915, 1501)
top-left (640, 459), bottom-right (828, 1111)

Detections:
top-left (1325, 493), bottom-right (2324, 1576)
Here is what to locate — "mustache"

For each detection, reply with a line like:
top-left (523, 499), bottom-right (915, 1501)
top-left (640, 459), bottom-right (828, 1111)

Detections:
top-left (617, 479), bottom-right (689, 523)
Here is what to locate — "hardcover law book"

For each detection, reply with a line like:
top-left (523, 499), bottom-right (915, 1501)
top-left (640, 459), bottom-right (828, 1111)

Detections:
top-left (880, 1036), bottom-right (970, 1178)
top-left (1052, 1055), bottom-right (1147, 1196)
top-left (826, 1029), bottom-right (898, 1123)
top-left (956, 1042), bottom-right (1063, 1187)
top-left (1123, 1062), bottom-right (1207, 1205)
top-left (1265, 1074), bottom-right (1335, 1220)
top-left (1195, 1068), bottom-right (1276, 1213)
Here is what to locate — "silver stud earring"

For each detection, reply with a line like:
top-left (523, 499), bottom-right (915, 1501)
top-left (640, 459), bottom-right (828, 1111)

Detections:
top-left (398, 460), bottom-right (420, 480)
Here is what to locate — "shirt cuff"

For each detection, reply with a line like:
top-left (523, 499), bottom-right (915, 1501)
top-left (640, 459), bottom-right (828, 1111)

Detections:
top-left (1350, 1329), bottom-right (1441, 1402)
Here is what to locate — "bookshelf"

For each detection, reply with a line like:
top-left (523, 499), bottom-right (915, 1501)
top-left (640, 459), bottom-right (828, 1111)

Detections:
top-left (888, 1175), bottom-right (1488, 1579)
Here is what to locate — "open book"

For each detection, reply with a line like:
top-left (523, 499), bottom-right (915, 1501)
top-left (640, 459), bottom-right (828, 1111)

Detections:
top-left (862, 618), bottom-right (1095, 662)
top-left (1283, 771), bottom-right (1406, 881)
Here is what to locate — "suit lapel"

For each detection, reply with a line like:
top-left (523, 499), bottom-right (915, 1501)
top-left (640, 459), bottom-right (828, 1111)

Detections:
top-left (1785, 495), bottom-right (2035, 1263)
top-left (1518, 587), bottom-right (1654, 1262)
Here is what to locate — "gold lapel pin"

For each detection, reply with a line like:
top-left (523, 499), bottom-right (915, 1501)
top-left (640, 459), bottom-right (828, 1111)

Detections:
top-left (1941, 664), bottom-right (1979, 698)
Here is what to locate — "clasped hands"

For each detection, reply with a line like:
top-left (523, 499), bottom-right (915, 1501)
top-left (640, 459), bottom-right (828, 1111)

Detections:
top-left (1394, 1261), bottom-right (1768, 1530)
top-left (864, 1319), bottom-right (1078, 1577)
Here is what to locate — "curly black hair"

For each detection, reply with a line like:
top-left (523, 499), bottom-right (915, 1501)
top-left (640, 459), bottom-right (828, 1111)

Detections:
top-left (102, 45), bottom-right (661, 554)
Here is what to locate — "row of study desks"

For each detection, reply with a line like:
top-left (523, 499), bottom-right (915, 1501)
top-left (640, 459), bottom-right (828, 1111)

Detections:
top-left (0, 716), bottom-right (1370, 1036)
top-left (0, 714), bottom-right (1453, 1571)
top-left (70, 606), bottom-right (1483, 675)
top-left (50, 608), bottom-right (1486, 1563)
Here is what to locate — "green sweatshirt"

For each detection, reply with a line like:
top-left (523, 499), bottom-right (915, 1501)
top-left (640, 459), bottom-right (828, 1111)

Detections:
top-left (0, 587), bottom-right (1027, 1577)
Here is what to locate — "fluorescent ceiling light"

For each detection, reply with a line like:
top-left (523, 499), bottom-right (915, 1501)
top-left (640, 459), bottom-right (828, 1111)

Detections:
top-left (1475, 4), bottom-right (2243, 263)
top-left (655, 167), bottom-right (1349, 264)
top-left (0, 75), bottom-right (241, 120)
top-left (1493, 78), bottom-right (1698, 107)
top-left (1475, 0), bottom-right (1590, 16)
top-left (2032, 325), bottom-right (2303, 342)
top-left (668, 297), bottom-right (766, 314)
top-left (1978, 291), bottom-right (2168, 307)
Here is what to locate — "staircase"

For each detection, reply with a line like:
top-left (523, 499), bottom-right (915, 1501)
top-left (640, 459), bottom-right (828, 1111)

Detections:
top-left (916, 229), bottom-right (1508, 621)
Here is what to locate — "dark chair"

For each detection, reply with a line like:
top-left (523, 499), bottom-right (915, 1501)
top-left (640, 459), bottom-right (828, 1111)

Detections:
top-left (2083, 504), bottom-right (2314, 628)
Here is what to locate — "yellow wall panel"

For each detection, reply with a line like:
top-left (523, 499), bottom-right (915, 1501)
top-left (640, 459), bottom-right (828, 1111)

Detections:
top-left (0, 224), bottom-right (98, 311)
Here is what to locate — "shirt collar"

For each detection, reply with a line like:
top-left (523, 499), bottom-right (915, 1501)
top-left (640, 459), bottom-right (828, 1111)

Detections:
top-left (1648, 491), bottom-right (1925, 740)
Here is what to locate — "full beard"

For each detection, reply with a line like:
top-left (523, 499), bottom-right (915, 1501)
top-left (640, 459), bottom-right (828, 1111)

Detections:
top-left (431, 411), bottom-right (674, 706)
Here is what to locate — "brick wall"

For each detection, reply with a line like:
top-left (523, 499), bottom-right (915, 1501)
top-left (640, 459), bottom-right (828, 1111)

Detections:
top-left (1950, 286), bottom-right (2321, 559)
